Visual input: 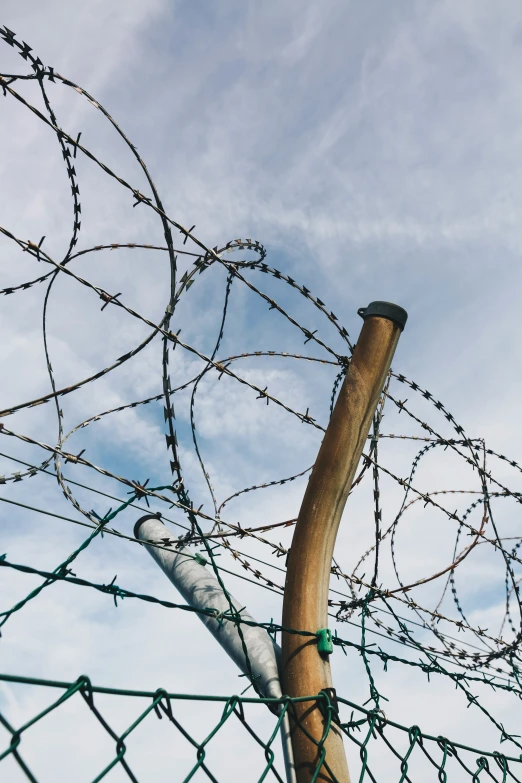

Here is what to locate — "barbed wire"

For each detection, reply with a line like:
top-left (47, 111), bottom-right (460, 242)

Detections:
top-left (1, 25), bottom-right (522, 781)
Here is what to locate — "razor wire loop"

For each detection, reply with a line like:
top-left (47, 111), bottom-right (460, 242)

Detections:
top-left (3, 24), bottom-right (522, 781)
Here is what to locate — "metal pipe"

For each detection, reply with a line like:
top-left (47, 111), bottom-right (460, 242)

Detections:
top-left (281, 301), bottom-right (407, 783)
top-left (135, 514), bottom-right (296, 782)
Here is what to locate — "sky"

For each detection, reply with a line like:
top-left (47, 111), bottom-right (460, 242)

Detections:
top-left (2, 1), bottom-right (522, 781)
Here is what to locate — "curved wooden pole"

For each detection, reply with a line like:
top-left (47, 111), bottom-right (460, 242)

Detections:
top-left (281, 303), bottom-right (407, 783)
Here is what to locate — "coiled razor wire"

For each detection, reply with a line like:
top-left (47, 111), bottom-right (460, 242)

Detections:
top-left (1, 25), bottom-right (522, 781)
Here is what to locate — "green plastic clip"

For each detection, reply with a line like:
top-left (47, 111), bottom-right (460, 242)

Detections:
top-left (317, 628), bottom-right (333, 655)
top-left (194, 552), bottom-right (208, 566)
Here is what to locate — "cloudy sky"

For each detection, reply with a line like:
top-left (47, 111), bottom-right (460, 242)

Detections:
top-left (2, 1), bottom-right (522, 781)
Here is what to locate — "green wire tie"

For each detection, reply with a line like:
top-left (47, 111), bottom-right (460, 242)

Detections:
top-left (194, 552), bottom-right (208, 566)
top-left (317, 628), bottom-right (333, 655)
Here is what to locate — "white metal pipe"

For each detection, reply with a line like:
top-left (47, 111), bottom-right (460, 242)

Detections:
top-left (135, 514), bottom-right (296, 782)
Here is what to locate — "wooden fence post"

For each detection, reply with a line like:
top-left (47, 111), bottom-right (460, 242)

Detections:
top-left (282, 302), bottom-right (407, 782)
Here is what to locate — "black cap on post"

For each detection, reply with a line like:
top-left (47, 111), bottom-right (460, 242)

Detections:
top-left (357, 301), bottom-right (408, 331)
